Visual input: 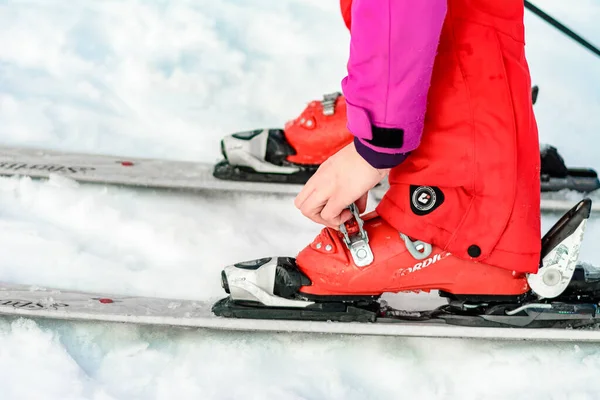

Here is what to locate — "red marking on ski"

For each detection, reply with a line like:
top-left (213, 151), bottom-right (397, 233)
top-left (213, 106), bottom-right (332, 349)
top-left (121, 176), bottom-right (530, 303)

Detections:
top-left (98, 298), bottom-right (114, 304)
top-left (119, 161), bottom-right (135, 167)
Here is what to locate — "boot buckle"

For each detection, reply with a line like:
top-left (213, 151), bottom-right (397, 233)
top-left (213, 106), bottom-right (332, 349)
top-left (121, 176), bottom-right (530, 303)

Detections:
top-left (340, 203), bottom-right (374, 267)
top-left (321, 92), bottom-right (341, 116)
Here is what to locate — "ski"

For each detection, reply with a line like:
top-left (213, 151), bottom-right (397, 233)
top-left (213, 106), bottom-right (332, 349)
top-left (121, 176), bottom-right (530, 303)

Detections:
top-left (0, 144), bottom-right (597, 213)
top-left (0, 144), bottom-right (371, 197)
top-left (1, 280), bottom-right (600, 342)
top-left (0, 144), bottom-right (304, 196)
top-left (1, 199), bottom-right (600, 342)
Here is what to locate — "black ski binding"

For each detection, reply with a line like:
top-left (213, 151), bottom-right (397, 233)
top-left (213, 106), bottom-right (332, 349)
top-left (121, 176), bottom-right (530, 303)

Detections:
top-left (540, 145), bottom-right (600, 193)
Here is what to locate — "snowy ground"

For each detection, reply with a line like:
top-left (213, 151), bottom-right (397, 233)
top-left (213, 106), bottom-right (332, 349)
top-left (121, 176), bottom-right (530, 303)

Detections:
top-left (0, 0), bottom-right (600, 398)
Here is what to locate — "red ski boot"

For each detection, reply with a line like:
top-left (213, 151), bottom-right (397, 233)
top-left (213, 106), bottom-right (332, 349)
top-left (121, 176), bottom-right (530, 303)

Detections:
top-left (282, 92), bottom-right (352, 165)
top-left (294, 205), bottom-right (529, 299)
top-left (213, 92), bottom-right (353, 183)
top-left (213, 199), bottom-right (593, 327)
top-left (213, 87), bottom-right (599, 195)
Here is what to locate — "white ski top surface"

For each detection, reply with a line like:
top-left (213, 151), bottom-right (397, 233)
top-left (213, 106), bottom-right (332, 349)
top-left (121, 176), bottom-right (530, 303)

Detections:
top-left (0, 144), bottom-right (594, 212)
top-left (0, 144), bottom-right (310, 195)
top-left (1, 282), bottom-right (600, 342)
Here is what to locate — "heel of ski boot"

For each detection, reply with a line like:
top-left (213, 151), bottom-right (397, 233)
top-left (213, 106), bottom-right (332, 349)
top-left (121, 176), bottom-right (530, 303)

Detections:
top-left (527, 198), bottom-right (592, 298)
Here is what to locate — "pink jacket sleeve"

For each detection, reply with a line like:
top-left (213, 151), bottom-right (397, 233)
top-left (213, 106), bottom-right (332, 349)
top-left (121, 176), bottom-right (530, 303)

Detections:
top-left (341, 0), bottom-right (447, 168)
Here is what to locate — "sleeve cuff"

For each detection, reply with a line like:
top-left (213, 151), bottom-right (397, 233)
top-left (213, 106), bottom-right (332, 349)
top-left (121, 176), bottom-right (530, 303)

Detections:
top-left (354, 137), bottom-right (408, 169)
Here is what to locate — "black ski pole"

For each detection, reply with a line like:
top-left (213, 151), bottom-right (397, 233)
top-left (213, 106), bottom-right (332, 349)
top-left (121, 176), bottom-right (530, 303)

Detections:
top-left (525, 0), bottom-right (600, 58)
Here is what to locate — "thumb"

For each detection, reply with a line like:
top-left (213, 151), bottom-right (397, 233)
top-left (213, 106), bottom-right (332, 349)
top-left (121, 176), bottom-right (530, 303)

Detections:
top-left (328, 208), bottom-right (353, 230)
top-left (356, 193), bottom-right (369, 214)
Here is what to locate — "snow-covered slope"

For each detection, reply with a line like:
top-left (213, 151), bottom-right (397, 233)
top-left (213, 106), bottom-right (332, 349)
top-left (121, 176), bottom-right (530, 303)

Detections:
top-left (0, 0), bottom-right (599, 398)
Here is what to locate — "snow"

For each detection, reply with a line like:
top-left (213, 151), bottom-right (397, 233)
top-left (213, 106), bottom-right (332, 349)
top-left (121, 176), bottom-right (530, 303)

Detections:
top-left (0, 0), bottom-right (599, 398)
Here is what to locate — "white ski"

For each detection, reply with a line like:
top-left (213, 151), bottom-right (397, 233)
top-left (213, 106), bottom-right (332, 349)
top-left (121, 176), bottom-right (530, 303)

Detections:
top-left (0, 144), bottom-right (596, 213)
top-left (0, 281), bottom-right (600, 342)
top-left (0, 144), bottom-right (306, 196)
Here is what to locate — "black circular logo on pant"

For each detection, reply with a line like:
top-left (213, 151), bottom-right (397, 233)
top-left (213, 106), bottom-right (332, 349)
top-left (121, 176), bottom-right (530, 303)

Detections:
top-left (410, 185), bottom-right (444, 216)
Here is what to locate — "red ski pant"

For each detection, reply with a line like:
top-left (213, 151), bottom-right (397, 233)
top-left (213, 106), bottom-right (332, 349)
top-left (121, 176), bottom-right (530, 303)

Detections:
top-left (341, 0), bottom-right (541, 273)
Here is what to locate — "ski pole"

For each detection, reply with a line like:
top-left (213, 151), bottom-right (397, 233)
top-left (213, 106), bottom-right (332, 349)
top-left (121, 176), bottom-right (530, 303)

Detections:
top-left (525, 0), bottom-right (600, 58)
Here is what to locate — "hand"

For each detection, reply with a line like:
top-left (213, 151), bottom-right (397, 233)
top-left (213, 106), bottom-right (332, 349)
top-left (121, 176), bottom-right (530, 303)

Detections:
top-left (294, 141), bottom-right (389, 229)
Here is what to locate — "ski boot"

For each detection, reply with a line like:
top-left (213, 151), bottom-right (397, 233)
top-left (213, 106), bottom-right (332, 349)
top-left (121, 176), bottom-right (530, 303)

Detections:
top-left (213, 87), bottom-right (599, 195)
top-left (540, 144), bottom-right (600, 193)
top-left (213, 92), bottom-right (353, 183)
top-left (212, 204), bottom-right (531, 322)
top-left (213, 198), bottom-right (600, 329)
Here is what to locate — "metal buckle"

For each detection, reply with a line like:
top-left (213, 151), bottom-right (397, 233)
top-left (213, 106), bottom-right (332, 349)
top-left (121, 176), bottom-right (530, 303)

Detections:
top-left (399, 233), bottom-right (432, 260)
top-left (321, 92), bottom-right (341, 116)
top-left (339, 203), bottom-right (374, 267)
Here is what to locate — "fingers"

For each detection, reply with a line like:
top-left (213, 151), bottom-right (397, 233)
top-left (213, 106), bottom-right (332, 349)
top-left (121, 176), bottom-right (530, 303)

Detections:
top-left (295, 181), bottom-right (332, 227)
top-left (295, 185), bottom-right (349, 228)
top-left (320, 196), bottom-right (353, 228)
top-left (301, 199), bottom-right (331, 227)
top-left (295, 180), bottom-right (366, 229)
top-left (294, 161), bottom-right (328, 210)
top-left (294, 151), bottom-right (373, 228)
top-left (294, 179), bottom-right (315, 211)
top-left (356, 192), bottom-right (368, 214)
top-left (338, 208), bottom-right (353, 227)
top-left (297, 190), bottom-right (366, 229)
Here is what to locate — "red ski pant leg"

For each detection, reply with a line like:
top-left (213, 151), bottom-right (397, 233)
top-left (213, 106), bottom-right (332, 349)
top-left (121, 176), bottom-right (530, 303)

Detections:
top-left (375, 0), bottom-right (541, 274)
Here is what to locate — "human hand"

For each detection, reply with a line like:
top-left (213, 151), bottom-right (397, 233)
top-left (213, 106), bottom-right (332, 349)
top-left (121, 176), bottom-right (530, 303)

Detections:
top-left (294, 141), bottom-right (389, 229)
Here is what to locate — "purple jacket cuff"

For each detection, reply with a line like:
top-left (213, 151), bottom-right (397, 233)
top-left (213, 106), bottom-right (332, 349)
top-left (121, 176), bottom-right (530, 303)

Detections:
top-left (345, 96), bottom-right (423, 154)
top-left (354, 137), bottom-right (408, 169)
